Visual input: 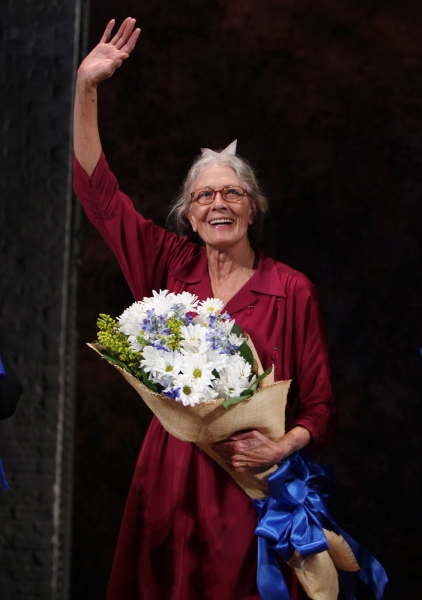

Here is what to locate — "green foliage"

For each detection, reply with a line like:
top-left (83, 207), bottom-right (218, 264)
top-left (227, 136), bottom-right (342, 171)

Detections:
top-left (250, 367), bottom-right (273, 391)
top-left (230, 324), bottom-right (243, 337)
top-left (159, 314), bottom-right (185, 351)
top-left (221, 390), bottom-right (253, 409)
top-left (238, 341), bottom-right (254, 368)
top-left (221, 367), bottom-right (272, 409)
top-left (96, 313), bottom-right (143, 379)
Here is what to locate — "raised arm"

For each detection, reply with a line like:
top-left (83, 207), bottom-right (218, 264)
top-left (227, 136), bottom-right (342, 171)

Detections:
top-left (73, 18), bottom-right (141, 176)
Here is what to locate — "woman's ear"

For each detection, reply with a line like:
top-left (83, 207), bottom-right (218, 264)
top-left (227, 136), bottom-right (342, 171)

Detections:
top-left (185, 206), bottom-right (197, 232)
top-left (248, 201), bottom-right (258, 225)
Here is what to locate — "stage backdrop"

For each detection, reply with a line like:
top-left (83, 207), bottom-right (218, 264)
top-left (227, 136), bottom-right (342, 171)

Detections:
top-left (72, 1), bottom-right (422, 599)
top-left (0, 0), bottom-right (87, 598)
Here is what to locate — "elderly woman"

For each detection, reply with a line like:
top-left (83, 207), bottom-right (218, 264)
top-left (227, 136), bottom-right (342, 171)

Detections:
top-left (74, 18), bottom-right (338, 600)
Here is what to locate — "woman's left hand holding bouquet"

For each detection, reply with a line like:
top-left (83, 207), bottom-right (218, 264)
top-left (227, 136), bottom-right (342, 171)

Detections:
top-left (212, 426), bottom-right (311, 473)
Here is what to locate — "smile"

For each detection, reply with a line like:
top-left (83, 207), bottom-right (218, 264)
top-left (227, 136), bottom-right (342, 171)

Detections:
top-left (209, 219), bottom-right (234, 226)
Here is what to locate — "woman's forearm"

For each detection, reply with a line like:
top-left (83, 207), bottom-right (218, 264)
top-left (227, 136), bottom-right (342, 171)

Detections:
top-left (73, 77), bottom-right (102, 177)
top-left (275, 425), bottom-right (312, 461)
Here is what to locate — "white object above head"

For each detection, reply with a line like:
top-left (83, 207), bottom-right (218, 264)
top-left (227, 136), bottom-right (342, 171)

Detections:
top-left (200, 140), bottom-right (237, 159)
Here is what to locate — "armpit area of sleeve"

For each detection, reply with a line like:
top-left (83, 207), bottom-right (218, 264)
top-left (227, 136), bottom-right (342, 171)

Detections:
top-left (73, 151), bottom-right (110, 197)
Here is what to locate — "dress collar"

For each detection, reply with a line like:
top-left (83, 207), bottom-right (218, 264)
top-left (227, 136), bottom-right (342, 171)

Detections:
top-left (169, 247), bottom-right (209, 283)
top-left (169, 248), bottom-right (286, 314)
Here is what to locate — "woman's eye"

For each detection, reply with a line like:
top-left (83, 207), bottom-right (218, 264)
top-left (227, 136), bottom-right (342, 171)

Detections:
top-left (198, 190), bottom-right (213, 199)
top-left (226, 188), bottom-right (241, 197)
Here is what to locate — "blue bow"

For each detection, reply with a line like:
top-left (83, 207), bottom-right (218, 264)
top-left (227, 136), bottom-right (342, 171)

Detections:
top-left (253, 451), bottom-right (388, 600)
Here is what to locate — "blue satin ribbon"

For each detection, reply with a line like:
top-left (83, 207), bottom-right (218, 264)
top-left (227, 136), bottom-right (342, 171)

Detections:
top-left (253, 451), bottom-right (388, 600)
top-left (0, 458), bottom-right (10, 491)
top-left (0, 355), bottom-right (6, 377)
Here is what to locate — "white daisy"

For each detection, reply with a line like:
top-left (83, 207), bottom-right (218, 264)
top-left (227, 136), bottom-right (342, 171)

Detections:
top-left (141, 289), bottom-right (177, 316)
top-left (206, 348), bottom-right (229, 372)
top-left (141, 347), bottom-right (183, 384)
top-left (171, 373), bottom-right (204, 406)
top-left (227, 332), bottom-right (245, 349)
top-left (172, 291), bottom-right (198, 313)
top-left (216, 317), bottom-right (237, 336)
top-left (197, 297), bottom-right (225, 317)
top-left (213, 354), bottom-right (255, 399)
top-left (179, 323), bottom-right (209, 354)
top-left (180, 354), bottom-right (215, 387)
top-left (226, 353), bottom-right (254, 380)
top-left (118, 301), bottom-right (147, 337)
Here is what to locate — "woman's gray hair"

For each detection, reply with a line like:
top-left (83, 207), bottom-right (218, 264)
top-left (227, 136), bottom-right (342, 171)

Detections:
top-left (166, 140), bottom-right (269, 242)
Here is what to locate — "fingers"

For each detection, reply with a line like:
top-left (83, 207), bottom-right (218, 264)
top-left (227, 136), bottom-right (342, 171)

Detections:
top-left (231, 463), bottom-right (251, 473)
top-left (211, 438), bottom-right (256, 456)
top-left (122, 27), bottom-right (141, 54)
top-left (99, 16), bottom-right (140, 53)
top-left (116, 21), bottom-right (139, 50)
top-left (230, 460), bottom-right (248, 472)
top-left (212, 434), bottom-right (278, 472)
top-left (212, 441), bottom-right (253, 463)
top-left (227, 429), bottom-right (263, 442)
top-left (109, 17), bottom-right (131, 45)
top-left (111, 17), bottom-right (136, 49)
top-left (100, 19), bottom-right (116, 44)
top-left (225, 454), bottom-right (266, 473)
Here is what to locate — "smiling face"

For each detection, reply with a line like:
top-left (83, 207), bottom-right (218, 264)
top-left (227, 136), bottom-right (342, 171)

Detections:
top-left (185, 165), bottom-right (257, 251)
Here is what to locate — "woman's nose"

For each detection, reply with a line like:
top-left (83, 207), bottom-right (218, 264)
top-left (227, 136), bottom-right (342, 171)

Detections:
top-left (211, 190), bottom-right (226, 207)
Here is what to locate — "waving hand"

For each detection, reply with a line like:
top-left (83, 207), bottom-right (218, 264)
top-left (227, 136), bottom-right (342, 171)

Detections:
top-left (74, 18), bottom-right (141, 176)
top-left (78, 18), bottom-right (140, 86)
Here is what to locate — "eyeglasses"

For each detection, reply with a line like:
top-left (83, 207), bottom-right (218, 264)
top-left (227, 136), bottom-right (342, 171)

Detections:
top-left (191, 186), bottom-right (249, 205)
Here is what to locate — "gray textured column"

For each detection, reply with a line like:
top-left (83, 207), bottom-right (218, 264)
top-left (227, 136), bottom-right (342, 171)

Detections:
top-left (0, 1), bottom-right (87, 598)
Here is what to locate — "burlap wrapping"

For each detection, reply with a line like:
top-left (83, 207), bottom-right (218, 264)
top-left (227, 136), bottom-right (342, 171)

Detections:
top-left (88, 336), bottom-right (291, 499)
top-left (88, 338), bottom-right (361, 599)
top-left (287, 529), bottom-right (360, 600)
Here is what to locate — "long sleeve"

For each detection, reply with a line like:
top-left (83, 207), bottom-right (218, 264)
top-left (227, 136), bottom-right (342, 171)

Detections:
top-left (73, 153), bottom-right (198, 300)
top-left (288, 274), bottom-right (338, 451)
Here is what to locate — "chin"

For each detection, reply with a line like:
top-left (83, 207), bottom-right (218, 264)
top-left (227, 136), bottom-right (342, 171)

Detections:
top-left (205, 236), bottom-right (248, 252)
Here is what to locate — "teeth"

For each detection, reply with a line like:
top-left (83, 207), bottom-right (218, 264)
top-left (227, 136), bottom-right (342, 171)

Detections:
top-left (210, 219), bottom-right (233, 225)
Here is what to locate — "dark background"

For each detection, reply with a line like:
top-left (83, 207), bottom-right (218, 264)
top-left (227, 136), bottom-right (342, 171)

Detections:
top-left (72, 1), bottom-right (422, 599)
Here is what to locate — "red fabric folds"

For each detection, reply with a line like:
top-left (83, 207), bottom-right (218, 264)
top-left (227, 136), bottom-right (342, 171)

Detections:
top-left (106, 418), bottom-right (298, 600)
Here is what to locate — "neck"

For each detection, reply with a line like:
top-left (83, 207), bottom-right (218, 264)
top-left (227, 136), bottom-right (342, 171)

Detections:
top-left (206, 241), bottom-right (256, 284)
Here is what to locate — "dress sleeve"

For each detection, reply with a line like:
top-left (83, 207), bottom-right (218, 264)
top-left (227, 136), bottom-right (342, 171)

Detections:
top-left (289, 274), bottom-right (338, 451)
top-left (73, 152), bottom-right (197, 300)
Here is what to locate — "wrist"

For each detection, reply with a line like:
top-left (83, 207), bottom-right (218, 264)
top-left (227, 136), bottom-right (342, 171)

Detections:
top-left (275, 427), bottom-right (311, 461)
top-left (76, 70), bottom-right (99, 93)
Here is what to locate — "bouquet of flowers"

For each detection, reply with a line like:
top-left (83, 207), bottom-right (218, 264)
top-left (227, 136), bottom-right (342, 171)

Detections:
top-left (99, 290), bottom-right (269, 407)
top-left (89, 290), bottom-right (292, 499)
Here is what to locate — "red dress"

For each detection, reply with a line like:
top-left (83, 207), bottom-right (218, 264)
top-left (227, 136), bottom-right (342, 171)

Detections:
top-left (74, 153), bottom-right (338, 600)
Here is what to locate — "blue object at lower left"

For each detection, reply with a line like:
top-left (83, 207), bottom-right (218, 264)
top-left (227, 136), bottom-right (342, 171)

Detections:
top-left (0, 355), bottom-right (6, 377)
top-left (0, 458), bottom-right (10, 490)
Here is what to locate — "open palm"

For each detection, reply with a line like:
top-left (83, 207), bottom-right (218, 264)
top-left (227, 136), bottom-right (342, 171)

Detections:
top-left (78, 17), bottom-right (140, 86)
